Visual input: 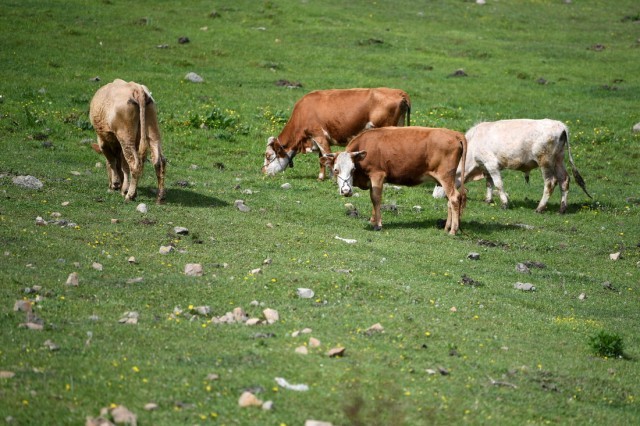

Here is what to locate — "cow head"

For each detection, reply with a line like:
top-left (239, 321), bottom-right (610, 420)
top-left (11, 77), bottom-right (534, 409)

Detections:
top-left (326, 151), bottom-right (367, 197)
top-left (262, 137), bottom-right (295, 175)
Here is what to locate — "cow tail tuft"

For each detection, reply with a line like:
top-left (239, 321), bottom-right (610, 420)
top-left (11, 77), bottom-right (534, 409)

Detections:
top-left (563, 128), bottom-right (592, 199)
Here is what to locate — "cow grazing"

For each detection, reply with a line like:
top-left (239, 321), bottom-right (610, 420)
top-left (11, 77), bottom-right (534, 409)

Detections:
top-left (323, 127), bottom-right (467, 235)
top-left (262, 88), bottom-right (411, 180)
top-left (89, 79), bottom-right (166, 203)
top-left (437, 118), bottom-right (590, 213)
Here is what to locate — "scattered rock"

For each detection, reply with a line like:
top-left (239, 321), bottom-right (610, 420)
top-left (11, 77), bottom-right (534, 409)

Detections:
top-left (43, 339), bottom-right (60, 351)
top-left (110, 405), bottom-right (137, 425)
top-left (92, 262), bottom-right (103, 271)
top-left (450, 306), bottom-right (457, 312)
top-left (460, 274), bottom-right (482, 287)
top-left (327, 347), bottom-right (346, 358)
top-left (609, 252), bottom-right (621, 260)
top-left (159, 245), bottom-right (174, 255)
top-left (633, 122), bottom-right (640, 133)
top-left (178, 36), bottom-right (190, 44)
top-left (0, 371), bottom-right (15, 379)
top-left (263, 308), bottom-right (279, 324)
top-left (295, 346), bottom-right (308, 355)
top-left (275, 80), bottom-right (303, 88)
top-left (111, 218), bottom-right (120, 224)
top-left (126, 277), bottom-right (144, 284)
top-left (602, 281), bottom-right (617, 291)
top-left (127, 256), bottom-right (137, 264)
top-left (476, 0), bottom-right (486, 4)
top-left (235, 199), bottom-right (250, 212)
top-left (261, 400), bottom-right (274, 410)
top-left (449, 68), bottom-right (468, 77)
top-left (119, 311), bottom-right (139, 324)
top-left (281, 183), bottom-right (292, 189)
top-left (184, 263), bottom-right (203, 276)
top-left (14, 300), bottom-right (32, 312)
top-left (245, 318), bottom-right (261, 326)
top-left (275, 377), bottom-right (309, 391)
top-left (233, 307), bottom-right (247, 322)
top-left (174, 226), bottom-right (189, 235)
top-left (144, 403), bottom-right (158, 411)
top-left (66, 272), bottom-right (79, 286)
top-left (238, 391), bottom-right (263, 407)
top-left (523, 261), bottom-right (546, 269)
top-left (309, 337), bottom-right (321, 348)
top-left (35, 216), bottom-right (47, 226)
top-left (136, 203), bottom-right (148, 213)
top-left (250, 268), bottom-right (262, 275)
top-left (13, 175), bottom-right (43, 190)
top-left (305, 421), bottom-right (333, 426)
top-left (206, 373), bottom-right (220, 381)
top-left (185, 72), bottom-right (203, 83)
top-left (365, 323), bottom-right (384, 335)
top-left (466, 252), bottom-right (480, 260)
top-left (335, 235), bottom-right (357, 244)
top-left (296, 288), bottom-right (314, 299)
top-left (578, 293), bottom-right (587, 300)
top-left (589, 43), bottom-right (605, 51)
top-left (514, 282), bottom-right (536, 291)
top-left (515, 263), bottom-right (531, 274)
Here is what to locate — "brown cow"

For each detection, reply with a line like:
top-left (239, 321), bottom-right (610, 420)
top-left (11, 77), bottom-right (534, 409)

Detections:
top-left (262, 88), bottom-right (411, 180)
top-left (89, 79), bottom-right (166, 203)
top-left (323, 127), bottom-right (467, 235)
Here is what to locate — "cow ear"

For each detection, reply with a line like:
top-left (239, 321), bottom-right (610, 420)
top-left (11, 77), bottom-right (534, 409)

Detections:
top-left (352, 151), bottom-right (367, 161)
top-left (267, 136), bottom-right (276, 146)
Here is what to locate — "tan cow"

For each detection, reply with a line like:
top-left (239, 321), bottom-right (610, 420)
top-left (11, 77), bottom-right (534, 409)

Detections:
top-left (262, 88), bottom-right (411, 180)
top-left (89, 79), bottom-right (166, 203)
top-left (433, 118), bottom-right (590, 213)
top-left (323, 127), bottom-right (467, 235)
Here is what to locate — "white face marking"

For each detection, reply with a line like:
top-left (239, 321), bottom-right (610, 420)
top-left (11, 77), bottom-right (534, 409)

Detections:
top-left (333, 152), bottom-right (357, 196)
top-left (262, 141), bottom-right (290, 175)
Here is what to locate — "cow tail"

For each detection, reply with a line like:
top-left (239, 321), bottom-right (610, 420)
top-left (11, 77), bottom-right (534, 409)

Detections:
top-left (133, 86), bottom-right (149, 159)
top-left (402, 95), bottom-right (411, 126)
top-left (458, 134), bottom-right (468, 212)
top-left (563, 128), bottom-right (592, 199)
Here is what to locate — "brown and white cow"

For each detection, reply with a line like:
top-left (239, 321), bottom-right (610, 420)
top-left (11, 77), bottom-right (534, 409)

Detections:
top-left (262, 88), bottom-right (411, 180)
top-left (323, 127), bottom-right (467, 235)
top-left (90, 79), bottom-right (166, 203)
top-left (434, 118), bottom-right (590, 213)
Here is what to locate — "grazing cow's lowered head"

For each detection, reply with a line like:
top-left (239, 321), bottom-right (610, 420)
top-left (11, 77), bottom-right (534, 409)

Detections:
top-left (262, 136), bottom-right (296, 176)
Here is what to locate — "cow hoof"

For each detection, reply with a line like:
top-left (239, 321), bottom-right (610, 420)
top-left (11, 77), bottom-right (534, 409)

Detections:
top-left (373, 225), bottom-right (382, 231)
top-left (535, 207), bottom-right (546, 214)
top-left (500, 203), bottom-right (509, 210)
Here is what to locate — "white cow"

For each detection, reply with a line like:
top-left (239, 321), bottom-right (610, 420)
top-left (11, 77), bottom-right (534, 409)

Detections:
top-left (434, 119), bottom-right (590, 213)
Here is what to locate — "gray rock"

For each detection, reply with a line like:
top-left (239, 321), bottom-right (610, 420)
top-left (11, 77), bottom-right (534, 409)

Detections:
top-left (185, 72), bottom-right (204, 83)
top-left (184, 263), bottom-right (203, 276)
top-left (174, 226), bottom-right (189, 235)
top-left (633, 122), bottom-right (640, 133)
top-left (136, 203), bottom-right (148, 213)
top-left (467, 252), bottom-right (480, 260)
top-left (13, 175), bottom-right (43, 190)
top-left (296, 288), bottom-right (315, 299)
top-left (515, 263), bottom-right (531, 274)
top-left (514, 282), bottom-right (536, 291)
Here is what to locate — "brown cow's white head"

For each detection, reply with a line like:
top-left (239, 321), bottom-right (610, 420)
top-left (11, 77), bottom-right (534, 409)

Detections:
top-left (326, 151), bottom-right (367, 197)
top-left (262, 136), bottom-right (294, 176)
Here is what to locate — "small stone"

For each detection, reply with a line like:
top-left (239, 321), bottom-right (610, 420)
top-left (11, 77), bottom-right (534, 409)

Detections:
top-left (263, 258), bottom-right (272, 265)
top-left (126, 277), bottom-right (144, 284)
top-left (159, 245), bottom-right (174, 255)
top-left (13, 300), bottom-right (32, 312)
top-left (195, 306), bottom-right (211, 316)
top-left (119, 311), bottom-right (139, 324)
top-left (609, 252), bottom-right (621, 260)
top-left (295, 346), bottom-right (309, 354)
top-left (515, 263), bottom-right (531, 273)
top-left (43, 339), bottom-right (60, 351)
top-left (263, 308), bottom-right (279, 324)
top-left (245, 318), bottom-right (261, 326)
top-left (61, 201), bottom-right (70, 206)
top-left (467, 252), bottom-right (480, 260)
top-left (233, 307), bottom-right (248, 322)
top-left (327, 347), bottom-right (346, 358)
top-left (66, 272), bottom-right (79, 286)
top-left (281, 183), bottom-right (292, 190)
top-left (35, 216), bottom-right (47, 226)
top-left (633, 122), bottom-right (640, 133)
top-left (514, 282), bottom-right (536, 291)
top-left (13, 175), bottom-right (43, 190)
top-left (296, 288), bottom-right (314, 298)
top-left (250, 268), bottom-right (262, 275)
top-left (305, 421), bottom-right (333, 426)
top-left (238, 391), bottom-right (263, 408)
top-left (111, 218), bottom-right (120, 224)
top-left (185, 72), bottom-right (203, 83)
top-left (261, 400), bottom-right (274, 410)
top-left (184, 263), bottom-right (203, 276)
top-left (0, 371), bottom-right (15, 379)
top-left (174, 226), bottom-right (189, 235)
top-left (206, 373), bottom-right (220, 381)
top-left (235, 199), bottom-right (250, 212)
top-left (578, 293), bottom-right (587, 300)
top-left (309, 337), bottom-right (321, 348)
top-left (144, 403), bottom-right (159, 411)
top-left (127, 256), bottom-right (137, 264)
top-left (92, 262), bottom-right (103, 271)
top-left (178, 37), bottom-right (190, 44)
top-left (365, 323), bottom-right (384, 334)
top-left (136, 203), bottom-right (148, 213)
top-left (412, 205), bottom-right (423, 212)
top-left (301, 328), bottom-right (312, 334)
top-left (450, 306), bottom-right (457, 312)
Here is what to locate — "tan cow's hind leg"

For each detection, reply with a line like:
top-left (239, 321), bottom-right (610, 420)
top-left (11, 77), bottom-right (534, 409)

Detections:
top-left (118, 130), bottom-right (143, 202)
top-left (556, 162), bottom-right (570, 214)
top-left (536, 167), bottom-right (558, 213)
top-left (147, 124), bottom-right (166, 203)
top-left (368, 174), bottom-right (385, 231)
top-left (441, 182), bottom-right (461, 235)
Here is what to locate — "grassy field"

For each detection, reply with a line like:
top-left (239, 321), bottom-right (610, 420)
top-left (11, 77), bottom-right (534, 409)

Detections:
top-left (1, 0), bottom-right (639, 424)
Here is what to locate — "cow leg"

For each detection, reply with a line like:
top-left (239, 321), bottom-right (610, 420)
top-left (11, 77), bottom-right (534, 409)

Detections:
top-left (441, 181), bottom-right (461, 235)
top-left (484, 165), bottom-right (508, 209)
top-left (369, 174), bottom-right (385, 230)
top-left (98, 137), bottom-right (122, 192)
top-left (557, 162), bottom-right (570, 214)
top-left (535, 167), bottom-right (557, 213)
top-left (484, 172), bottom-right (494, 204)
top-left (314, 137), bottom-right (332, 181)
top-left (117, 131), bottom-right (142, 202)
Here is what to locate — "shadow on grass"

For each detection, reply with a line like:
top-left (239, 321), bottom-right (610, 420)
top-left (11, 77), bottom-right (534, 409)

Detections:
top-left (138, 187), bottom-right (229, 208)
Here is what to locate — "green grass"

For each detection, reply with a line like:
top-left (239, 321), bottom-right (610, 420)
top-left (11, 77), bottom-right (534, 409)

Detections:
top-left (1, 0), bottom-right (640, 424)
